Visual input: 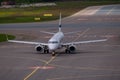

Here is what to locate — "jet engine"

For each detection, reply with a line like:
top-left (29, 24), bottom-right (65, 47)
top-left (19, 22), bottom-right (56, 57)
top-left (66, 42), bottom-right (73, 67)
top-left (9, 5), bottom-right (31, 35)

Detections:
top-left (65, 45), bottom-right (76, 53)
top-left (68, 45), bottom-right (76, 52)
top-left (35, 45), bottom-right (44, 52)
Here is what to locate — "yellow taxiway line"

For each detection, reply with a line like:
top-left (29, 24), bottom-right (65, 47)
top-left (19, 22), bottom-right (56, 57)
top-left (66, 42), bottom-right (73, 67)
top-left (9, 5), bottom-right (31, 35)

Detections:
top-left (23, 56), bottom-right (56, 80)
top-left (73, 28), bottom-right (90, 41)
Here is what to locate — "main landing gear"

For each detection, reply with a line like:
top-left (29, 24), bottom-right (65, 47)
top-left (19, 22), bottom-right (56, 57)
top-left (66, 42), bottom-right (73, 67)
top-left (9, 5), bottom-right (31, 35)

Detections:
top-left (65, 49), bottom-right (70, 53)
top-left (44, 49), bottom-right (49, 54)
top-left (44, 46), bottom-right (49, 54)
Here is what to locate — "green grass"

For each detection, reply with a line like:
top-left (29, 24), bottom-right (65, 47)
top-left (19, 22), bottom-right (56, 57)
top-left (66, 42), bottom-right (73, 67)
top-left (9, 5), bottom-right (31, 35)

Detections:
top-left (0, 1), bottom-right (120, 23)
top-left (0, 34), bottom-right (15, 42)
top-left (0, 16), bottom-right (58, 23)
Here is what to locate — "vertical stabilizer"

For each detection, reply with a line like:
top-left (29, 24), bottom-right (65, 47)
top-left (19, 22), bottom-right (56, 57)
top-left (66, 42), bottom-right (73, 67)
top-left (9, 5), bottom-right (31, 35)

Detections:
top-left (59, 13), bottom-right (62, 32)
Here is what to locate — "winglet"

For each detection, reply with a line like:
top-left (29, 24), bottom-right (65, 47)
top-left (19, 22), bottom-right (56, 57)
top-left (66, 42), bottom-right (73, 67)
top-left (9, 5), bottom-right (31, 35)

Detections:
top-left (6, 34), bottom-right (9, 41)
top-left (59, 12), bottom-right (62, 32)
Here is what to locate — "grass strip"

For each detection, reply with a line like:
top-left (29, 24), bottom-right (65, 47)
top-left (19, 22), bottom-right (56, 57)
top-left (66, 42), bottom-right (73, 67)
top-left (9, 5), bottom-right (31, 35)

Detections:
top-left (0, 1), bottom-right (120, 23)
top-left (0, 34), bottom-right (15, 42)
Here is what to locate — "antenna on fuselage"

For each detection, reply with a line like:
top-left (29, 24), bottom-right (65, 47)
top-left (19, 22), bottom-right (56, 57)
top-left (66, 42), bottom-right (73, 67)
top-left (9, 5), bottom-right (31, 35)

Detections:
top-left (59, 12), bottom-right (62, 32)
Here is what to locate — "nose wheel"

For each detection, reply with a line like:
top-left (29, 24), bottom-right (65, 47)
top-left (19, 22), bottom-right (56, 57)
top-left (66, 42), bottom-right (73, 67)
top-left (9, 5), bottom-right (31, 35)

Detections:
top-left (52, 51), bottom-right (55, 56)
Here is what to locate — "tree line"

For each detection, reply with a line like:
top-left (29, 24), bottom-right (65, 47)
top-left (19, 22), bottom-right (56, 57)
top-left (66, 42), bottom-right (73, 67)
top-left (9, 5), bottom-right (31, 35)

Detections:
top-left (0, 0), bottom-right (58, 4)
top-left (1, 0), bottom-right (119, 4)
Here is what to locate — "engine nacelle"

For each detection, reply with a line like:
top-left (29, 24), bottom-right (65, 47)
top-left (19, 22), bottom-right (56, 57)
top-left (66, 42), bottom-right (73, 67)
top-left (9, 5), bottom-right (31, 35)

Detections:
top-left (68, 45), bottom-right (76, 52)
top-left (35, 45), bottom-right (44, 52)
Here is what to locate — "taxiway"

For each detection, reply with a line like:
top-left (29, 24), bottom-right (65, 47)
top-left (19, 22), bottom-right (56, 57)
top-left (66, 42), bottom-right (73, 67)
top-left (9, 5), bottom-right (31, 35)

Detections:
top-left (0, 5), bottom-right (120, 80)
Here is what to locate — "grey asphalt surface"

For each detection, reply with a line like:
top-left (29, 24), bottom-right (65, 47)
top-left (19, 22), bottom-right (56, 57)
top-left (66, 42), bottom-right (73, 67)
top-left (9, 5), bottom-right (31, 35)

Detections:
top-left (0, 5), bottom-right (120, 80)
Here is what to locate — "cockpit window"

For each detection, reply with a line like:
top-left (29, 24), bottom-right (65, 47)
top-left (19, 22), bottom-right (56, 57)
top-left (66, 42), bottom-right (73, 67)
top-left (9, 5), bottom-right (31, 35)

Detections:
top-left (49, 41), bottom-right (58, 44)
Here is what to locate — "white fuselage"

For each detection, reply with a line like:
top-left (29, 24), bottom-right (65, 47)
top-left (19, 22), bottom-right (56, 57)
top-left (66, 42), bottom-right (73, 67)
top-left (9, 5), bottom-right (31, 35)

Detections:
top-left (48, 31), bottom-right (64, 51)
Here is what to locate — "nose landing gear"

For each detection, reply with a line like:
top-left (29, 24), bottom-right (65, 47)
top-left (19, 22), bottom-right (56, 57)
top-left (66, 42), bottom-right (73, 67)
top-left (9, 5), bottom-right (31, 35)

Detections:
top-left (52, 51), bottom-right (56, 56)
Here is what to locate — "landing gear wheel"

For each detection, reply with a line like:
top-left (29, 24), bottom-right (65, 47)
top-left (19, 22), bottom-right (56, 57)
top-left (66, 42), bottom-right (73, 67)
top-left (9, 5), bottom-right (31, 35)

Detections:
top-left (52, 52), bottom-right (55, 56)
top-left (65, 49), bottom-right (70, 54)
top-left (44, 49), bottom-right (49, 54)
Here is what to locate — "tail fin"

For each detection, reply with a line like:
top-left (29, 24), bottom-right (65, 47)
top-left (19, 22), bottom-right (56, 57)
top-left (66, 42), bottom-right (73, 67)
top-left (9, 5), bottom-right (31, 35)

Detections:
top-left (59, 13), bottom-right (62, 32)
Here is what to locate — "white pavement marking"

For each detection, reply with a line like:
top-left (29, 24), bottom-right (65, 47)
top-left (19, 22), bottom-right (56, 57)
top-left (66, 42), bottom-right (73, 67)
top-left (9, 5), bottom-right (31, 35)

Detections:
top-left (106, 7), bottom-right (116, 15)
top-left (29, 66), bottom-right (55, 70)
top-left (71, 6), bottom-right (103, 16)
top-left (73, 28), bottom-right (90, 42)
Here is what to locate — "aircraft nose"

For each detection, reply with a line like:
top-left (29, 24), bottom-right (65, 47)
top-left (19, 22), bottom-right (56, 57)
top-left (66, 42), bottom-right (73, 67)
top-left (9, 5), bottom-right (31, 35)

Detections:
top-left (48, 44), bottom-right (57, 50)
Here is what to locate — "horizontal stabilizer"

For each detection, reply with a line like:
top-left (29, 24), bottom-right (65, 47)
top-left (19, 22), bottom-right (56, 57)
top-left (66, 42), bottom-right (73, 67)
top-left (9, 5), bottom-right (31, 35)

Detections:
top-left (64, 31), bottom-right (81, 34)
top-left (40, 31), bottom-right (55, 34)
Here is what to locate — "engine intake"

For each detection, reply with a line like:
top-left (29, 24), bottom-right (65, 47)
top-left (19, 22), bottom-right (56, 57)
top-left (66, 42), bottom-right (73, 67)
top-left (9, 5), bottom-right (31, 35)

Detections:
top-left (35, 45), bottom-right (44, 52)
top-left (68, 45), bottom-right (76, 52)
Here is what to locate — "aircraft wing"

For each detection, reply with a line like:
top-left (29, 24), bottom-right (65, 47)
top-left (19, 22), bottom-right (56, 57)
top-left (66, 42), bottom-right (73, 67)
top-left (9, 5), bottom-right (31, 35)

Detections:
top-left (8, 40), bottom-right (48, 45)
top-left (62, 39), bottom-right (107, 46)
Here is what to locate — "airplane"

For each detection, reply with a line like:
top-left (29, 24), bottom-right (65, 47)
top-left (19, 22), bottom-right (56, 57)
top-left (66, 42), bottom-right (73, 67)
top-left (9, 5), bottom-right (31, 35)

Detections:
top-left (7, 13), bottom-right (107, 56)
